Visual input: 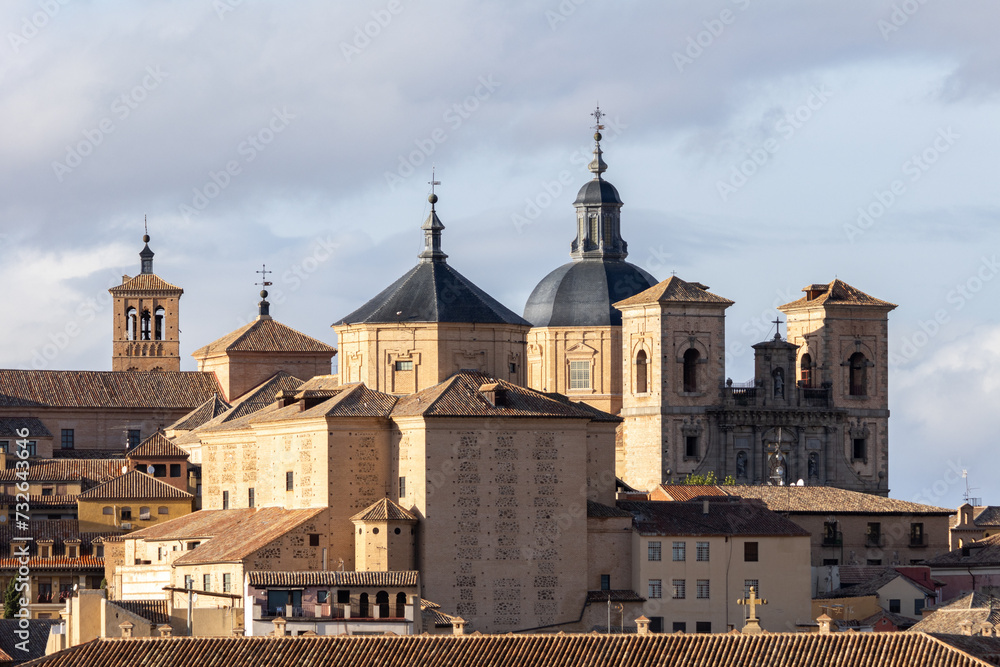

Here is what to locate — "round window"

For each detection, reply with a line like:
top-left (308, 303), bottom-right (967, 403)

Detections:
top-left (394, 527), bottom-right (401, 535)
top-left (372, 527), bottom-right (379, 534)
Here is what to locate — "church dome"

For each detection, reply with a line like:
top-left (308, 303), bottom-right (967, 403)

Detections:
top-left (523, 259), bottom-right (656, 327)
top-left (573, 179), bottom-right (622, 206)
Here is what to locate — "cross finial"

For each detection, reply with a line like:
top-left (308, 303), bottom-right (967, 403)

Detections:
top-left (255, 264), bottom-right (272, 317)
top-left (591, 105), bottom-right (605, 132)
top-left (255, 264), bottom-right (273, 289)
top-left (738, 586), bottom-right (768, 633)
top-left (772, 316), bottom-right (784, 336)
top-left (429, 167), bottom-right (441, 196)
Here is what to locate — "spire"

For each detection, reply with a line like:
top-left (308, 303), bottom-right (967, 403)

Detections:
top-left (255, 264), bottom-right (273, 319)
top-left (588, 105), bottom-right (608, 179)
top-left (569, 107), bottom-right (627, 261)
top-left (139, 216), bottom-right (154, 274)
top-left (418, 170), bottom-right (448, 264)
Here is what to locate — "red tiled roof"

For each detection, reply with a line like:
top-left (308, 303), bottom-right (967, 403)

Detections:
top-left (0, 556), bottom-right (103, 570)
top-left (0, 459), bottom-right (125, 484)
top-left (192, 316), bottom-right (336, 358)
top-left (0, 370), bottom-right (221, 408)
top-left (127, 431), bottom-right (190, 459)
top-left (651, 484), bottom-right (729, 501)
top-left (18, 632), bottom-right (1000, 667)
top-left (77, 470), bottom-right (193, 501)
top-left (108, 273), bottom-right (182, 294)
top-left (0, 494), bottom-right (76, 509)
top-left (350, 498), bottom-right (417, 523)
top-left (618, 500), bottom-right (810, 538)
top-left (722, 485), bottom-right (953, 515)
top-left (108, 600), bottom-right (171, 626)
top-left (203, 372), bottom-right (304, 428)
top-left (167, 395), bottom-right (231, 432)
top-left (247, 571), bottom-right (419, 588)
top-left (779, 279), bottom-right (897, 310)
top-left (924, 532), bottom-right (1000, 568)
top-left (0, 520), bottom-right (121, 548)
top-left (614, 276), bottom-right (734, 309)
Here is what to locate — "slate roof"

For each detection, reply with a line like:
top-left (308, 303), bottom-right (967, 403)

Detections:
top-left (614, 275), bottom-right (734, 309)
top-left (19, 632), bottom-right (1000, 667)
top-left (334, 260), bottom-right (531, 327)
top-left (77, 470), bottom-right (193, 501)
top-left (392, 370), bottom-right (617, 421)
top-left (247, 571), bottom-right (419, 588)
top-left (0, 418), bottom-right (51, 438)
top-left (108, 273), bottom-right (182, 294)
top-left (925, 533), bottom-right (1000, 568)
top-left (0, 619), bottom-right (57, 665)
top-left (816, 568), bottom-right (935, 599)
top-left (108, 600), bottom-right (171, 626)
top-left (779, 279), bottom-right (897, 310)
top-left (0, 459), bottom-right (125, 485)
top-left (587, 500), bottom-right (633, 519)
top-left (909, 593), bottom-right (1000, 634)
top-left (349, 498), bottom-right (417, 523)
top-left (722, 486), bottom-right (954, 515)
top-left (192, 317), bottom-right (336, 358)
top-left (127, 431), bottom-right (189, 459)
top-left (0, 370), bottom-right (221, 408)
top-left (127, 507), bottom-right (325, 565)
top-left (618, 500), bottom-right (810, 538)
top-left (167, 395), bottom-right (231, 432)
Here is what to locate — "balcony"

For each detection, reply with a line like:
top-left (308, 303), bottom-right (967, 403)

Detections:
top-left (822, 531), bottom-right (843, 547)
top-left (801, 386), bottom-right (831, 408)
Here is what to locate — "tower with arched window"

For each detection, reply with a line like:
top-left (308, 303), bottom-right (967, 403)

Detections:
top-left (110, 234), bottom-right (183, 372)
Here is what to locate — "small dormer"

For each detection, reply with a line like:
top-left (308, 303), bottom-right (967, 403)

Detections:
top-left (65, 539), bottom-right (82, 559)
top-left (479, 382), bottom-right (507, 407)
top-left (804, 284), bottom-right (828, 301)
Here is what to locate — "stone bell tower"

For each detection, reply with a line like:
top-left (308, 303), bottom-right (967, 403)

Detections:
top-left (109, 232), bottom-right (183, 371)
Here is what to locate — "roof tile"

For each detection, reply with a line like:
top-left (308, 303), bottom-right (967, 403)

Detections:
top-left (192, 317), bottom-right (335, 358)
top-left (0, 370), bottom-right (221, 409)
top-left (77, 470), bottom-right (193, 501)
top-left (614, 275), bottom-right (734, 309)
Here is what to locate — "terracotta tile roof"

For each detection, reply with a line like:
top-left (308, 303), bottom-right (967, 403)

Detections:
top-left (192, 316), bottom-right (336, 358)
top-left (126, 431), bottom-right (189, 459)
top-left (0, 520), bottom-right (120, 548)
top-left (52, 449), bottom-right (127, 460)
top-left (587, 500), bottom-right (632, 518)
top-left (19, 632), bottom-right (1000, 667)
top-left (108, 273), bottom-right (182, 294)
top-left (931, 635), bottom-right (1000, 665)
top-left (838, 565), bottom-right (890, 586)
top-left (202, 372), bottom-right (304, 428)
top-left (779, 279), bottom-right (897, 310)
top-left (108, 600), bottom-right (170, 626)
top-left (925, 533), bottom-right (1000, 568)
top-left (0, 494), bottom-right (76, 509)
top-left (258, 384), bottom-right (397, 422)
top-left (0, 417), bottom-right (51, 438)
top-left (652, 484), bottom-right (729, 501)
top-left (420, 599), bottom-right (459, 627)
top-left (910, 593), bottom-right (1000, 634)
top-left (167, 395), bottom-right (231, 432)
top-left (586, 590), bottom-right (646, 603)
top-left (349, 498), bottom-right (417, 523)
top-left (392, 371), bottom-right (617, 421)
top-left (722, 485), bottom-right (954, 515)
top-left (0, 370), bottom-right (221, 409)
top-left (614, 276), bottom-right (734, 309)
top-left (0, 619), bottom-right (57, 664)
top-left (0, 556), bottom-right (104, 570)
top-left (297, 375), bottom-right (343, 391)
top-left (77, 470), bottom-right (193, 501)
top-left (247, 571), bottom-right (419, 588)
top-left (858, 608), bottom-right (917, 629)
top-left (0, 459), bottom-right (125, 485)
top-left (816, 568), bottom-right (935, 599)
top-left (618, 499), bottom-right (810, 538)
top-left (975, 507), bottom-right (1000, 527)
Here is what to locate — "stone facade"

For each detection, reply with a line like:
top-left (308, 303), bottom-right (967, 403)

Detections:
top-left (526, 326), bottom-right (622, 414)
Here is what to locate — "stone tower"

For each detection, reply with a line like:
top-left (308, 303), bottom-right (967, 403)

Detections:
top-left (109, 234), bottom-right (183, 372)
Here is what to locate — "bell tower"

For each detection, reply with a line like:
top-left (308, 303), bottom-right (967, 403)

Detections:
top-left (109, 232), bottom-right (183, 371)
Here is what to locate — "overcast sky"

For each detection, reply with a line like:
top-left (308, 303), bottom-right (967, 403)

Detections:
top-left (2, 1), bottom-right (998, 507)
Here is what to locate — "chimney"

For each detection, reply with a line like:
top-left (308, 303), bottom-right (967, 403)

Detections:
top-left (158, 624), bottom-right (173, 638)
top-left (703, 500), bottom-right (709, 516)
top-left (452, 617), bottom-right (467, 636)
top-left (816, 614), bottom-right (833, 634)
top-left (960, 620), bottom-right (973, 636)
top-left (119, 621), bottom-right (134, 639)
top-left (272, 617), bottom-right (287, 637)
top-left (635, 615), bottom-right (651, 636)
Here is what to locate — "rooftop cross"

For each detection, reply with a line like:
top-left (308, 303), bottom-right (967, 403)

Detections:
top-left (737, 586), bottom-right (768, 634)
top-left (255, 264), bottom-right (273, 290)
top-left (255, 264), bottom-right (273, 317)
top-left (429, 167), bottom-right (441, 198)
top-left (772, 316), bottom-right (784, 337)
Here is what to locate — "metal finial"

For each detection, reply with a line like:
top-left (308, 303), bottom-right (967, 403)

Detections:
top-left (143, 215), bottom-right (150, 244)
top-left (428, 167), bottom-right (441, 207)
top-left (591, 105), bottom-right (605, 132)
top-left (772, 316), bottom-right (784, 337)
top-left (255, 264), bottom-right (273, 316)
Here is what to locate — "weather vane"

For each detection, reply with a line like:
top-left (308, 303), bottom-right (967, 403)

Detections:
top-left (591, 105), bottom-right (605, 132)
top-left (255, 264), bottom-right (273, 289)
top-left (144, 214), bottom-right (148, 236)
top-left (429, 167), bottom-right (441, 196)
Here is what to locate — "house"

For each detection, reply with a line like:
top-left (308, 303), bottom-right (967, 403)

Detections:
top-left (815, 566), bottom-right (940, 621)
top-left (924, 533), bottom-right (1000, 603)
top-left (909, 592), bottom-right (1000, 635)
top-left (952, 504), bottom-right (1000, 550)
top-left (76, 470), bottom-right (194, 533)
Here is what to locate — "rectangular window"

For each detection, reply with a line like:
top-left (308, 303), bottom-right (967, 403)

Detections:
top-left (309, 534), bottom-right (320, 547)
top-left (889, 599), bottom-right (900, 613)
top-left (222, 490), bottom-right (229, 510)
top-left (744, 541), bottom-right (759, 562)
top-left (18, 441), bottom-right (36, 457)
top-left (822, 558), bottom-right (839, 566)
top-left (823, 521), bottom-right (840, 546)
top-left (169, 463), bottom-right (181, 477)
top-left (696, 541), bottom-right (710, 562)
top-left (866, 522), bottom-right (881, 547)
top-left (696, 621), bottom-right (712, 633)
top-left (509, 362), bottom-right (517, 374)
top-left (337, 590), bottom-right (351, 605)
top-left (0, 440), bottom-right (7, 453)
top-left (672, 622), bottom-right (686, 633)
top-left (120, 507), bottom-right (132, 520)
top-left (399, 476), bottom-right (406, 499)
top-left (672, 579), bottom-right (686, 599)
top-left (203, 574), bottom-right (211, 592)
top-left (158, 506), bottom-right (169, 515)
top-left (696, 579), bottom-right (710, 599)
top-left (648, 579), bottom-right (662, 599)
top-left (744, 580), bottom-right (759, 597)
top-left (853, 438), bottom-right (867, 461)
top-left (867, 558), bottom-right (882, 566)
top-left (910, 522), bottom-right (925, 546)
top-left (248, 488), bottom-right (255, 508)
top-left (286, 471), bottom-right (294, 491)
top-left (648, 541), bottom-right (662, 562)
top-left (61, 429), bottom-right (74, 449)
top-left (685, 436), bottom-right (698, 458)
top-left (184, 575), bottom-right (193, 590)
top-left (569, 360), bottom-right (590, 390)
top-left (223, 573), bottom-right (232, 593)
top-left (672, 541), bottom-right (686, 561)
top-left (127, 430), bottom-right (141, 449)
top-left (317, 590), bottom-right (329, 603)
top-left (600, 574), bottom-right (611, 591)
top-left (41, 487), bottom-right (53, 496)
top-left (914, 598), bottom-right (925, 615)
top-left (395, 360), bottom-right (413, 371)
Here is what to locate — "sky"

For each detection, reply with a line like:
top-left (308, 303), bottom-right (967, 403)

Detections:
top-left (1, 0), bottom-right (998, 508)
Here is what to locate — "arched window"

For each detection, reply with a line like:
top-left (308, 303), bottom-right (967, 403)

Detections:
top-left (140, 309), bottom-right (152, 341)
top-left (773, 368), bottom-right (784, 398)
top-left (126, 307), bottom-right (137, 341)
top-left (396, 592), bottom-right (407, 618)
top-left (359, 593), bottom-right (369, 618)
top-left (589, 214), bottom-right (599, 244)
top-left (800, 353), bottom-right (813, 388)
top-left (376, 591), bottom-right (390, 619)
top-left (636, 350), bottom-right (648, 393)
top-left (849, 352), bottom-right (867, 396)
top-left (683, 349), bottom-right (700, 393)
top-left (154, 307), bottom-right (165, 341)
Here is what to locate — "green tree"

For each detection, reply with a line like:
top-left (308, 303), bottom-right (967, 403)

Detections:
top-left (3, 577), bottom-right (21, 619)
top-left (682, 472), bottom-right (737, 486)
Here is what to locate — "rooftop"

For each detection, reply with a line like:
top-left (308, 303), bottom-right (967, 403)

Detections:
top-left (126, 431), bottom-right (190, 459)
top-left (779, 279), bottom-right (898, 311)
top-left (192, 316), bottom-right (336, 358)
top-left (0, 459), bottom-right (125, 485)
top-left (77, 470), bottom-right (193, 501)
top-left (0, 370), bottom-right (221, 409)
top-left (614, 275), bottom-right (734, 309)
top-left (167, 394), bottom-right (231, 432)
top-left (617, 499), bottom-right (810, 538)
top-left (721, 485), bottom-right (954, 515)
top-left (350, 498), bottom-right (417, 523)
top-left (925, 533), bottom-right (1000, 568)
top-left (910, 593), bottom-right (1000, 634)
top-left (248, 571), bottom-right (419, 588)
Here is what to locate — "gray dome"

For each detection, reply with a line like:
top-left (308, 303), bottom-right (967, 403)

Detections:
top-left (523, 259), bottom-right (657, 327)
top-left (573, 179), bottom-right (622, 206)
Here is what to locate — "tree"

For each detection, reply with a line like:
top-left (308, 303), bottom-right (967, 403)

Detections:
top-left (683, 471), bottom-right (736, 486)
top-left (3, 577), bottom-right (21, 619)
